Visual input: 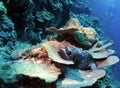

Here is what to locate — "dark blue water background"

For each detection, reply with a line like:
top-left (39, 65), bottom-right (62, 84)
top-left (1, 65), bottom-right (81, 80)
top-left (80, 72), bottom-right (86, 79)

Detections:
top-left (84, 0), bottom-right (120, 82)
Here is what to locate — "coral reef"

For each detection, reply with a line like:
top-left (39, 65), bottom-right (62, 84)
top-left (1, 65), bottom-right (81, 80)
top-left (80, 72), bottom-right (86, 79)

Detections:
top-left (12, 61), bottom-right (61, 83)
top-left (48, 18), bottom-right (97, 47)
top-left (0, 2), bottom-right (7, 14)
top-left (0, 0), bottom-right (119, 88)
top-left (36, 9), bottom-right (54, 22)
top-left (0, 0), bottom-right (106, 44)
top-left (0, 38), bottom-right (119, 88)
top-left (44, 40), bottom-right (119, 88)
top-left (42, 40), bottom-right (74, 65)
top-left (3, 0), bottom-right (73, 43)
top-left (0, 1), bottom-right (17, 62)
top-left (3, 0), bottom-right (105, 44)
top-left (3, 39), bottom-right (118, 88)
top-left (57, 69), bottom-right (106, 88)
top-left (0, 11), bottom-right (16, 47)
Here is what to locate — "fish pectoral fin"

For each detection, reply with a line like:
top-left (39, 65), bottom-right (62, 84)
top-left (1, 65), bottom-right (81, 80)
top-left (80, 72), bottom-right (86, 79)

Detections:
top-left (89, 63), bottom-right (97, 71)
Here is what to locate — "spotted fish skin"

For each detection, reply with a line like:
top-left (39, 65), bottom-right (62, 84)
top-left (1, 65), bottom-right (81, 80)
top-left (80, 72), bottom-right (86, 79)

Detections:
top-left (73, 51), bottom-right (94, 70)
top-left (59, 47), bottom-right (94, 70)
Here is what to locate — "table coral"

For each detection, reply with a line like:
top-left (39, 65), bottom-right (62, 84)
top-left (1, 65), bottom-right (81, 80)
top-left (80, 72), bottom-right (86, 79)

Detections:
top-left (48, 18), bottom-right (97, 47)
top-left (42, 40), bottom-right (74, 65)
top-left (0, 46), bottom-right (61, 83)
top-left (42, 40), bottom-right (119, 87)
top-left (0, 39), bottom-right (119, 88)
top-left (12, 61), bottom-right (61, 83)
top-left (57, 69), bottom-right (106, 88)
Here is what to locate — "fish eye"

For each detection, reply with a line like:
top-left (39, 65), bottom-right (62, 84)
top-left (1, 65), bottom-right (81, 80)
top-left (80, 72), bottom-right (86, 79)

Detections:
top-left (66, 51), bottom-right (71, 55)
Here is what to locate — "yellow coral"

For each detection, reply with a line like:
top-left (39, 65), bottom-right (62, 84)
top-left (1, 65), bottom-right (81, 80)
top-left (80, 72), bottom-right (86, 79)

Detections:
top-left (79, 27), bottom-right (97, 40)
top-left (64, 18), bottom-right (97, 40)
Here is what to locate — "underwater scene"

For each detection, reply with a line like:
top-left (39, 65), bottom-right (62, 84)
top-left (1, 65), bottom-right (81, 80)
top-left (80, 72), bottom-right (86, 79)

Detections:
top-left (0, 0), bottom-right (120, 88)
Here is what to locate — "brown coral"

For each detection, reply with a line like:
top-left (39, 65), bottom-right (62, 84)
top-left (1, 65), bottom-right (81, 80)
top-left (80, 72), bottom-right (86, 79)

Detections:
top-left (48, 18), bottom-right (97, 46)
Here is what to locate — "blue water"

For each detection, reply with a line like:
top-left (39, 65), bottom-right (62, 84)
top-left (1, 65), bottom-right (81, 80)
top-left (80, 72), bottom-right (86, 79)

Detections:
top-left (85, 0), bottom-right (120, 83)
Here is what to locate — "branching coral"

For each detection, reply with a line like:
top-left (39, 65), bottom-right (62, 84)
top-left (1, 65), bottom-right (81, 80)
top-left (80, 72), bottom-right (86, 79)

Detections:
top-left (36, 9), bottom-right (55, 22)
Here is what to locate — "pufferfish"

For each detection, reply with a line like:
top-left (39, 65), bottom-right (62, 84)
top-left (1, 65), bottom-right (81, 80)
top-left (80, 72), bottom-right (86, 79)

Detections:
top-left (58, 47), bottom-right (97, 70)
